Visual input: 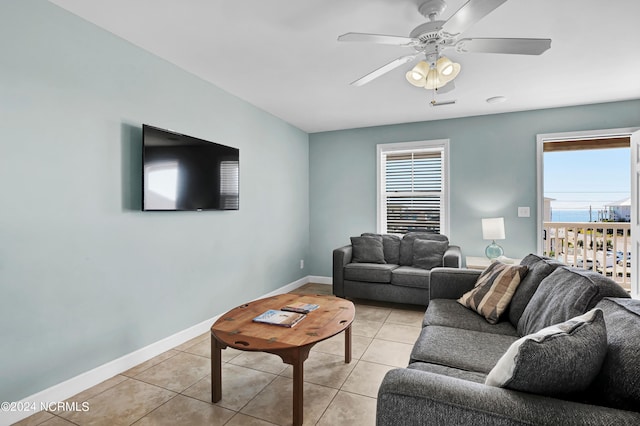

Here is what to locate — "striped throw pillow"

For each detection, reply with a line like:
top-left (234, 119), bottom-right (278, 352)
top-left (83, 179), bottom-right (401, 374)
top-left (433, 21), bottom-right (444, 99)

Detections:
top-left (458, 261), bottom-right (528, 324)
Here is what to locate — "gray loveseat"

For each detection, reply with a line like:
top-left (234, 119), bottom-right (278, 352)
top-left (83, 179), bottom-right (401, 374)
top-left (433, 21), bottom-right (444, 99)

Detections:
top-left (377, 254), bottom-right (640, 425)
top-left (333, 232), bottom-right (461, 306)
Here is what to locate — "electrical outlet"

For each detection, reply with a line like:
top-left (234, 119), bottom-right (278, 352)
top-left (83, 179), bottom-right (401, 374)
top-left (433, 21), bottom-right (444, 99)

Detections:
top-left (300, 259), bottom-right (304, 269)
top-left (518, 206), bottom-right (530, 217)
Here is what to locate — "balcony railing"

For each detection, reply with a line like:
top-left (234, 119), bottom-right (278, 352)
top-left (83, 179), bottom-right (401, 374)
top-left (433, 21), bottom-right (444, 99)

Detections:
top-left (543, 221), bottom-right (631, 291)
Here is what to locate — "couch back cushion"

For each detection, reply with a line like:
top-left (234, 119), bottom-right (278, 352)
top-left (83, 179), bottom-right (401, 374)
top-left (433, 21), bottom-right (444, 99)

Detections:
top-left (587, 298), bottom-right (640, 412)
top-left (399, 232), bottom-right (448, 266)
top-left (361, 233), bottom-right (401, 264)
top-left (508, 254), bottom-right (563, 327)
top-left (517, 267), bottom-right (630, 336)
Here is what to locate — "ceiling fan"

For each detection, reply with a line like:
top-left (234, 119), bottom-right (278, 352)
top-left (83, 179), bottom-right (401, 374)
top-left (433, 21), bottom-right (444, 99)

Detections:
top-left (338, 0), bottom-right (551, 90)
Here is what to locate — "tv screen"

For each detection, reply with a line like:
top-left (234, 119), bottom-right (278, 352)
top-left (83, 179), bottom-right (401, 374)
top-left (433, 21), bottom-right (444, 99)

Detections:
top-left (142, 124), bottom-right (239, 211)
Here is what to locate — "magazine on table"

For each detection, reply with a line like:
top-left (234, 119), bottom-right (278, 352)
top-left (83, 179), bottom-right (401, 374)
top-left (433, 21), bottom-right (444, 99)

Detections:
top-left (281, 302), bottom-right (320, 314)
top-left (253, 309), bottom-right (306, 327)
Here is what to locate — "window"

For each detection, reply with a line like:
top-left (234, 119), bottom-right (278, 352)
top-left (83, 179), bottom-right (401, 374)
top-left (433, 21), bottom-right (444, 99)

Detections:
top-left (377, 140), bottom-right (449, 235)
top-left (219, 160), bottom-right (239, 209)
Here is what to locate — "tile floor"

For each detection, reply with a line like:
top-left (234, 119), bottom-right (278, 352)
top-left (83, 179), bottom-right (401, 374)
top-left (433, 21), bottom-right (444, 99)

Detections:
top-left (15, 284), bottom-right (426, 426)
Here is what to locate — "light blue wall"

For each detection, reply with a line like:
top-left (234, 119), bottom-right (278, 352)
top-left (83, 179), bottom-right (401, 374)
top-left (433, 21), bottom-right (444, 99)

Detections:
top-left (0, 1), bottom-right (308, 401)
top-left (309, 100), bottom-right (640, 276)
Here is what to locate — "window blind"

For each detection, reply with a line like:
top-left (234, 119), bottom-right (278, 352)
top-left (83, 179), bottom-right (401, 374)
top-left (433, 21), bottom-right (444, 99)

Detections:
top-left (383, 150), bottom-right (442, 234)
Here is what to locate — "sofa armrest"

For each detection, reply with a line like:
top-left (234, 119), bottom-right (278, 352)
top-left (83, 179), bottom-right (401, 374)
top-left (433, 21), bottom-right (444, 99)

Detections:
top-left (429, 267), bottom-right (481, 300)
top-left (443, 245), bottom-right (462, 268)
top-left (377, 368), bottom-right (640, 426)
top-left (332, 245), bottom-right (352, 297)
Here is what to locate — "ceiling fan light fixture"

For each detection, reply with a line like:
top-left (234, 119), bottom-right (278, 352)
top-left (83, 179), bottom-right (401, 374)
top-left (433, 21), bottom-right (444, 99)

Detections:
top-left (436, 57), bottom-right (454, 76)
top-left (405, 61), bottom-right (430, 87)
top-left (424, 68), bottom-right (445, 89)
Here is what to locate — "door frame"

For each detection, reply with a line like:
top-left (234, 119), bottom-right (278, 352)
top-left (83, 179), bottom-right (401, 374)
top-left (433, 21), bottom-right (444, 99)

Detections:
top-left (536, 127), bottom-right (640, 298)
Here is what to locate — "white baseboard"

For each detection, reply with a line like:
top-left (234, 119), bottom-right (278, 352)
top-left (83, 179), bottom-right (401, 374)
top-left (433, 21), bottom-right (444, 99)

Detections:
top-left (308, 275), bottom-right (332, 285)
top-left (2, 275), bottom-right (319, 426)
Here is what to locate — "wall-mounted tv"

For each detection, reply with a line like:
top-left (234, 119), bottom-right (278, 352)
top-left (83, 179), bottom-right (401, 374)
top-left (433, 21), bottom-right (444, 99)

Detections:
top-left (142, 124), bottom-right (239, 211)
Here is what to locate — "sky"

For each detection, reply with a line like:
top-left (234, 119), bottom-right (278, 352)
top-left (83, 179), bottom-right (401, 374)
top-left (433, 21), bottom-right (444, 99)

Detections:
top-left (544, 147), bottom-right (630, 210)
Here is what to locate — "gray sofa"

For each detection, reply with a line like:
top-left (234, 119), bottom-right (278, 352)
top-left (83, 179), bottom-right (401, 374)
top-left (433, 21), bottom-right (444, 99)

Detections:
top-left (377, 254), bottom-right (640, 425)
top-left (333, 232), bottom-right (461, 306)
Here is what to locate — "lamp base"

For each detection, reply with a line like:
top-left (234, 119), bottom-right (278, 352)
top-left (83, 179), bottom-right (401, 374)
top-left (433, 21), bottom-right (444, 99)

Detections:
top-left (485, 241), bottom-right (504, 260)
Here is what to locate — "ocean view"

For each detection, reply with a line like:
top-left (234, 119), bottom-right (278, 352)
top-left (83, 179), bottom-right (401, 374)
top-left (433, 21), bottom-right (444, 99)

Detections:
top-left (550, 209), bottom-right (596, 222)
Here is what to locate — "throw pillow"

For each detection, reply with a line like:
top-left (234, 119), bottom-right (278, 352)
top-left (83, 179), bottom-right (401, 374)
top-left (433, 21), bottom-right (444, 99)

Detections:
top-left (485, 308), bottom-right (607, 396)
top-left (457, 261), bottom-right (528, 324)
top-left (350, 236), bottom-right (386, 264)
top-left (412, 239), bottom-right (448, 270)
top-left (361, 233), bottom-right (401, 264)
top-left (399, 232), bottom-right (448, 266)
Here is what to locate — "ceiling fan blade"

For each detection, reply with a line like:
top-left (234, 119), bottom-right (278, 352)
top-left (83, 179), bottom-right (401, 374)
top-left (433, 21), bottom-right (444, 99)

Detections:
top-left (350, 54), bottom-right (419, 86)
top-left (338, 32), bottom-right (418, 47)
top-left (442, 0), bottom-right (509, 36)
top-left (456, 38), bottom-right (552, 55)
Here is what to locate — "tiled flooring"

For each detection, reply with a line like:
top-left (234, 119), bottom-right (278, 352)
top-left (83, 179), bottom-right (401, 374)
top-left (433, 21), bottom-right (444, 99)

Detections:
top-left (15, 284), bottom-right (426, 426)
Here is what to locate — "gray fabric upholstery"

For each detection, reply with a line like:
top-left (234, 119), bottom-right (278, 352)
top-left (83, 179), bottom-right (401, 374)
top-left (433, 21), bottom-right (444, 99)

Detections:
top-left (486, 308), bottom-right (608, 396)
top-left (519, 252), bottom-right (549, 267)
top-left (391, 266), bottom-right (430, 289)
top-left (332, 245), bottom-right (352, 297)
top-left (410, 325), bottom-right (517, 374)
top-left (412, 239), bottom-right (448, 270)
top-left (408, 361), bottom-right (487, 384)
top-left (342, 280), bottom-right (429, 306)
top-left (333, 232), bottom-right (460, 306)
top-left (350, 235), bottom-right (385, 264)
top-left (376, 259), bottom-right (640, 425)
top-left (343, 263), bottom-right (397, 283)
top-left (423, 299), bottom-right (518, 336)
top-left (443, 245), bottom-right (462, 267)
top-left (377, 368), bottom-right (640, 426)
top-left (429, 267), bottom-right (482, 300)
top-left (507, 255), bottom-right (563, 327)
top-left (517, 266), bottom-right (630, 335)
top-left (588, 298), bottom-right (640, 411)
top-left (399, 232), bottom-right (448, 266)
top-left (361, 233), bottom-right (401, 264)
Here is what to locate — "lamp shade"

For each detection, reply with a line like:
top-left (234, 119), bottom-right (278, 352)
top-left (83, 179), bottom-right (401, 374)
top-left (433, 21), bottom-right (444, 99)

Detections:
top-left (482, 217), bottom-right (505, 240)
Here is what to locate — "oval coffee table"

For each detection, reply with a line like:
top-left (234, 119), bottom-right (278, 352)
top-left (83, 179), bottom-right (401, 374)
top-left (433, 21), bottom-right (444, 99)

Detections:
top-left (210, 293), bottom-right (355, 426)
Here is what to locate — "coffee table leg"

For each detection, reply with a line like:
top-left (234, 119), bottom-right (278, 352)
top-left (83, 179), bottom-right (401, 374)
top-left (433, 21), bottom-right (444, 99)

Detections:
top-left (292, 352), bottom-right (304, 426)
top-left (345, 324), bottom-right (352, 364)
top-left (211, 335), bottom-right (223, 403)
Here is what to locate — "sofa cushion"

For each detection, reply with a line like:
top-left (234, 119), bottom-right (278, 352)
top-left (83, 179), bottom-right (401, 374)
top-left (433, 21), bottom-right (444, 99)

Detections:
top-left (412, 239), bottom-right (448, 270)
top-left (486, 308), bottom-right (607, 397)
top-left (350, 235), bottom-right (386, 264)
top-left (458, 262), bottom-right (528, 324)
top-left (588, 298), bottom-right (640, 412)
top-left (410, 325), bottom-right (517, 374)
top-left (390, 266), bottom-right (430, 289)
top-left (423, 299), bottom-right (518, 336)
top-left (399, 232), bottom-right (448, 266)
top-left (408, 361), bottom-right (487, 384)
top-left (344, 263), bottom-right (397, 283)
top-left (361, 233), bottom-right (401, 264)
top-left (507, 255), bottom-right (563, 327)
top-left (517, 266), bottom-right (630, 336)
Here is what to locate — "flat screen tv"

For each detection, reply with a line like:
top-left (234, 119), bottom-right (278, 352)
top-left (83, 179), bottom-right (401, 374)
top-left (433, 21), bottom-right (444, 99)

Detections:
top-left (142, 124), bottom-right (239, 211)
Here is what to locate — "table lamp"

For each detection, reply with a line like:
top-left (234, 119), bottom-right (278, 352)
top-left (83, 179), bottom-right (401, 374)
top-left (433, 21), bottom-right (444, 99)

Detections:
top-left (482, 217), bottom-right (505, 259)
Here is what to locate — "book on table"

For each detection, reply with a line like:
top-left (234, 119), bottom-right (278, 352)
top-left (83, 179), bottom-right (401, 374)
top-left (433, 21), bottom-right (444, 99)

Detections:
top-left (281, 302), bottom-right (320, 314)
top-left (253, 310), bottom-right (306, 327)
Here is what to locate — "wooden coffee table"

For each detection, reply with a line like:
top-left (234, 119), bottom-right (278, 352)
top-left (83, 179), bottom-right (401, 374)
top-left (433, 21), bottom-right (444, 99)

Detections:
top-left (210, 293), bottom-right (355, 426)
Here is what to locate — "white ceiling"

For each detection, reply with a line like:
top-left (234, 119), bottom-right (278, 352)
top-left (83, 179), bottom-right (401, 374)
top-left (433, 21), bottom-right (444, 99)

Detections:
top-left (48, 0), bottom-right (640, 133)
